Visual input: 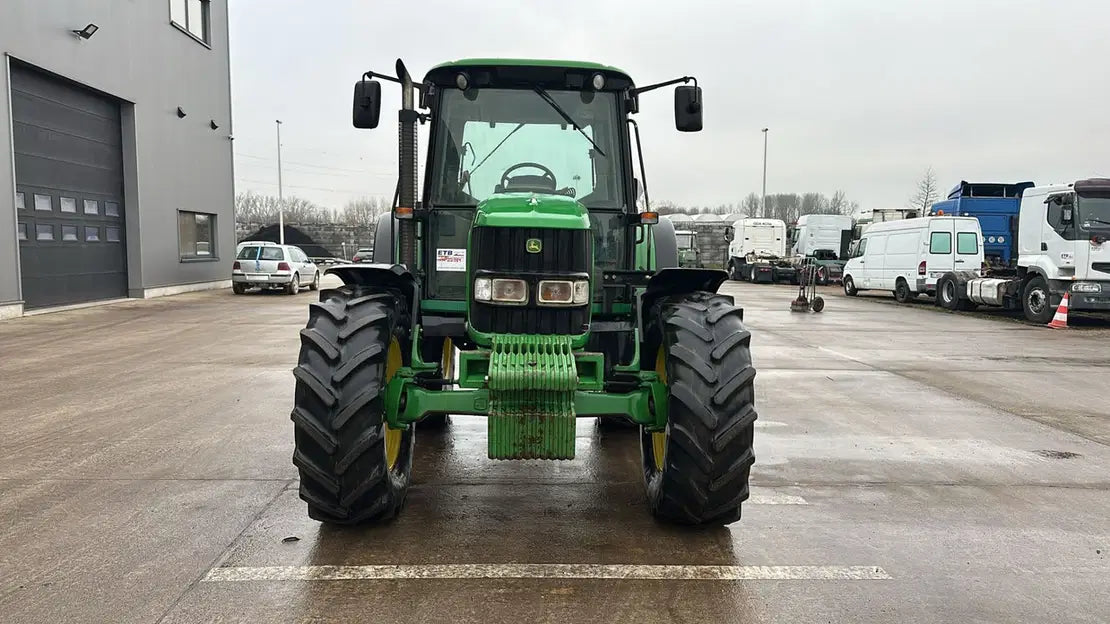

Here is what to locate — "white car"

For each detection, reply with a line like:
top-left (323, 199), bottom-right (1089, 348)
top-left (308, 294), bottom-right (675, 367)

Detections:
top-left (232, 242), bottom-right (320, 295)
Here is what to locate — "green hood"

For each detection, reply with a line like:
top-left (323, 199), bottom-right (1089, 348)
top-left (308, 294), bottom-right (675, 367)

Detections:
top-left (474, 193), bottom-right (590, 230)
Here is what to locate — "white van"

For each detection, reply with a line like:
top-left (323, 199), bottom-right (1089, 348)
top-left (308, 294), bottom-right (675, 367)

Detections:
top-left (842, 217), bottom-right (984, 303)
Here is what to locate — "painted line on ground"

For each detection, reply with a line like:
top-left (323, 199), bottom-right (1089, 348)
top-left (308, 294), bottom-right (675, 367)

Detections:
top-left (755, 420), bottom-right (790, 429)
top-left (203, 564), bottom-right (892, 582)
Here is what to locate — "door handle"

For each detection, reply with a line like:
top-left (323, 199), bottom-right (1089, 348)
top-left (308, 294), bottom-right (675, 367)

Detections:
top-left (1041, 243), bottom-right (1048, 251)
top-left (955, 259), bottom-right (965, 263)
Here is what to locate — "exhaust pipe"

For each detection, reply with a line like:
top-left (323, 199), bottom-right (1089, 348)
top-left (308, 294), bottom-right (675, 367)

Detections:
top-left (396, 59), bottom-right (418, 269)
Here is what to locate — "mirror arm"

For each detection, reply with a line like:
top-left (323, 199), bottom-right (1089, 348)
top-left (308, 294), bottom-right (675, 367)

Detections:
top-left (362, 70), bottom-right (431, 95)
top-left (631, 76), bottom-right (697, 98)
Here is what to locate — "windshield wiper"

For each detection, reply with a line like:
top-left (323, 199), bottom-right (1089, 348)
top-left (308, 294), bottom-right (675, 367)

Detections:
top-left (533, 87), bottom-right (606, 157)
top-left (468, 122), bottom-right (525, 177)
top-left (1084, 217), bottom-right (1110, 227)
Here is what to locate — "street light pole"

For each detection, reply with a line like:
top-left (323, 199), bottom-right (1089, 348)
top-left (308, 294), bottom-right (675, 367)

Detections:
top-left (276, 119), bottom-right (285, 245)
top-left (761, 127), bottom-right (769, 218)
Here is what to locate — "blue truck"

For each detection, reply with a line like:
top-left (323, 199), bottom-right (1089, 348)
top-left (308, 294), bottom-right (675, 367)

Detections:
top-left (928, 181), bottom-right (1035, 269)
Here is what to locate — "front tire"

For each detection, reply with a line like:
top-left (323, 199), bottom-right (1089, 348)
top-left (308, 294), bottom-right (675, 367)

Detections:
top-left (1023, 276), bottom-right (1055, 324)
top-left (843, 276), bottom-right (858, 296)
top-left (937, 275), bottom-right (960, 310)
top-left (641, 292), bottom-right (757, 525)
top-left (291, 286), bottom-right (415, 524)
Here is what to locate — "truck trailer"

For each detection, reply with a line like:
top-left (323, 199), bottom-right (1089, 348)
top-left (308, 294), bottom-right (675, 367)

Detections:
top-left (935, 179), bottom-right (1110, 322)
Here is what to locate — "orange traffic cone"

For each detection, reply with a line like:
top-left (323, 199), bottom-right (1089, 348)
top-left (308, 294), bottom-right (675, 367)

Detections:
top-left (1047, 292), bottom-right (1070, 329)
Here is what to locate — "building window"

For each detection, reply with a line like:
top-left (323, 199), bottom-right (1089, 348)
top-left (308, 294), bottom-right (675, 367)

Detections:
top-left (85, 226), bottom-right (101, 242)
top-left (36, 224), bottom-right (54, 241)
top-left (34, 194), bottom-right (52, 211)
top-left (17, 222), bottom-right (28, 241)
top-left (170, 0), bottom-right (210, 44)
top-left (179, 211), bottom-right (216, 259)
top-left (106, 202), bottom-right (120, 217)
top-left (62, 225), bottom-right (79, 241)
top-left (84, 199), bottom-right (99, 215)
top-left (106, 226), bottom-right (121, 242)
top-left (61, 197), bottom-right (77, 213)
top-left (16, 192), bottom-right (25, 210)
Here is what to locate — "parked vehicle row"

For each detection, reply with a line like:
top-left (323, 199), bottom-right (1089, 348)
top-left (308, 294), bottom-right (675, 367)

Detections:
top-left (841, 178), bottom-right (1110, 324)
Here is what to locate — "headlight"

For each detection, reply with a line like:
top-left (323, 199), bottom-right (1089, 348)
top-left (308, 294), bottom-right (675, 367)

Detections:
top-left (492, 278), bottom-right (528, 303)
top-left (988, 236), bottom-right (996, 244)
top-left (997, 236), bottom-right (1005, 244)
top-left (573, 280), bottom-right (590, 304)
top-left (538, 280), bottom-right (574, 304)
top-left (474, 277), bottom-right (492, 301)
top-left (1072, 282), bottom-right (1102, 293)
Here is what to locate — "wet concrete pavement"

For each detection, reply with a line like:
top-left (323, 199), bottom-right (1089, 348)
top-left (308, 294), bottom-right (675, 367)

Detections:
top-left (1, 278), bottom-right (1108, 623)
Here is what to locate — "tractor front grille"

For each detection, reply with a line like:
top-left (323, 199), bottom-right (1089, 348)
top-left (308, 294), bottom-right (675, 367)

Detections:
top-left (470, 227), bottom-right (591, 335)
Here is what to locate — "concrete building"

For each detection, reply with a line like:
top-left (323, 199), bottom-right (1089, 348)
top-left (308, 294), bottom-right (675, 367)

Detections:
top-left (1, 0), bottom-right (234, 318)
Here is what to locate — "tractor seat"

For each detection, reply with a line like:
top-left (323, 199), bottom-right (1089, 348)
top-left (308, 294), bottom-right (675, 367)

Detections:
top-left (496, 174), bottom-right (557, 194)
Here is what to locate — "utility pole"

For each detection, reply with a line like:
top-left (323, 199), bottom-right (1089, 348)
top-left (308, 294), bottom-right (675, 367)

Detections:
top-left (761, 127), bottom-right (769, 218)
top-left (276, 119), bottom-right (285, 245)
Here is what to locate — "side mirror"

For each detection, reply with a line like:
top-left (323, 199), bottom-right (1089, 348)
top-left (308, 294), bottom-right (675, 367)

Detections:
top-left (1063, 206), bottom-right (1074, 224)
top-left (353, 80), bottom-right (382, 129)
top-left (724, 226), bottom-right (734, 239)
top-left (674, 85), bottom-right (702, 132)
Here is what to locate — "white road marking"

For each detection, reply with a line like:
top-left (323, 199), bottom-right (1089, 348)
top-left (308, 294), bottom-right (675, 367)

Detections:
top-left (748, 491), bottom-right (808, 505)
top-left (203, 564), bottom-right (891, 582)
top-left (755, 420), bottom-right (789, 429)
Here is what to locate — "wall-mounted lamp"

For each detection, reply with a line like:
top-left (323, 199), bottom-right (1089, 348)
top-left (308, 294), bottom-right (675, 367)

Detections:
top-left (176, 107), bottom-right (187, 118)
top-left (72, 24), bottom-right (99, 39)
top-left (209, 120), bottom-right (219, 130)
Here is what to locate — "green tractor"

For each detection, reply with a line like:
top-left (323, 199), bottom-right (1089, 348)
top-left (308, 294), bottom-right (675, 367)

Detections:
top-left (291, 58), bottom-right (757, 526)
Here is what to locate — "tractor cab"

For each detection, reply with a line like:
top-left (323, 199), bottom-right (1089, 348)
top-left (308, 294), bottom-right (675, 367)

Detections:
top-left (288, 58), bottom-right (757, 528)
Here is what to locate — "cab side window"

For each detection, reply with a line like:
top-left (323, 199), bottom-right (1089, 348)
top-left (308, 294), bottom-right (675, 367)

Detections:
top-left (1046, 199), bottom-right (1063, 230)
top-left (929, 232), bottom-right (951, 254)
top-left (854, 238), bottom-right (867, 258)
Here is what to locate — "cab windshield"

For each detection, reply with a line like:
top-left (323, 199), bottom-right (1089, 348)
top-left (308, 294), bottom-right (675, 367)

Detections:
top-left (676, 233), bottom-right (695, 249)
top-left (1077, 194), bottom-right (1110, 230)
top-left (431, 88), bottom-right (625, 208)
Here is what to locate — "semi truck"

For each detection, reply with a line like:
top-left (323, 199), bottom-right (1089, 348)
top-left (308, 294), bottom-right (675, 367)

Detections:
top-left (725, 218), bottom-right (797, 283)
top-left (788, 214), bottom-right (853, 284)
top-left (934, 179), bottom-right (1110, 322)
top-left (928, 180), bottom-right (1034, 269)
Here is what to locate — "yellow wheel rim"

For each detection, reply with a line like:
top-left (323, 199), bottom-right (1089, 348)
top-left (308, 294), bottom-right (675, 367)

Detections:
top-left (441, 337), bottom-right (455, 382)
top-left (384, 337), bottom-right (403, 470)
top-left (652, 346), bottom-right (668, 472)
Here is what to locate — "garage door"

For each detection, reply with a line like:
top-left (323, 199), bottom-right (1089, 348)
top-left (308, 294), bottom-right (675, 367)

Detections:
top-left (12, 64), bottom-right (127, 309)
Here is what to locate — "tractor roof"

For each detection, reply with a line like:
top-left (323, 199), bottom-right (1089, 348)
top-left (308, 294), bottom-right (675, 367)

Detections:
top-left (425, 58), bottom-right (633, 88)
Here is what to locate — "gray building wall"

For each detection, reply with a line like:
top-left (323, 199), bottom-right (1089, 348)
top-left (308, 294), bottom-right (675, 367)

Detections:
top-left (1, 0), bottom-right (234, 313)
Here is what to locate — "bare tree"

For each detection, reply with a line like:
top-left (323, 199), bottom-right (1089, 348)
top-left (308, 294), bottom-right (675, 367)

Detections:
top-left (339, 196), bottom-right (390, 226)
top-left (908, 167), bottom-right (939, 213)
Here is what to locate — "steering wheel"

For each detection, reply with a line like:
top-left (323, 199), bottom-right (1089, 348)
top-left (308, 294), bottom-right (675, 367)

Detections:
top-left (499, 162), bottom-right (557, 194)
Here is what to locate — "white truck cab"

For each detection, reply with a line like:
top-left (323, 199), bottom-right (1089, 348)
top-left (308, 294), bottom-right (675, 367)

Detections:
top-left (842, 216), bottom-right (983, 303)
top-left (792, 214), bottom-right (854, 257)
top-left (726, 218), bottom-right (796, 283)
top-left (1013, 180), bottom-right (1110, 317)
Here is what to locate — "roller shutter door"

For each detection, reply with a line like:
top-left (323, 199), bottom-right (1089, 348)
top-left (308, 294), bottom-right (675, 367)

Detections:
top-left (12, 63), bottom-right (127, 309)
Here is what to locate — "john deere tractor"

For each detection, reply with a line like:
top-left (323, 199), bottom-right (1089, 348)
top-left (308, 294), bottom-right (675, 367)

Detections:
top-left (291, 59), bottom-right (757, 526)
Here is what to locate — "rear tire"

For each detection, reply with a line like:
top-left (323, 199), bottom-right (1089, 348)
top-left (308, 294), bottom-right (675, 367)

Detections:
top-left (232, 283), bottom-right (247, 295)
top-left (641, 292), bottom-right (757, 526)
top-left (843, 276), bottom-right (858, 296)
top-left (1023, 276), bottom-right (1055, 324)
top-left (816, 266), bottom-right (829, 286)
top-left (286, 274), bottom-right (300, 295)
top-left (310, 272), bottom-right (321, 291)
top-left (728, 262), bottom-right (740, 281)
top-left (894, 279), bottom-right (912, 304)
top-left (291, 286), bottom-right (415, 524)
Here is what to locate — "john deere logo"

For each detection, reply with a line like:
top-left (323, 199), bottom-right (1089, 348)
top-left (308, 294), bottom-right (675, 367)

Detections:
top-left (526, 239), bottom-right (542, 254)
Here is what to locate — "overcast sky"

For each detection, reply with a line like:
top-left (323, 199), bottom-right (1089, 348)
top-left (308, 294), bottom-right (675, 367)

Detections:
top-left (229, 0), bottom-right (1110, 211)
